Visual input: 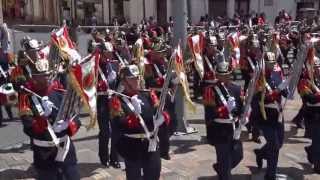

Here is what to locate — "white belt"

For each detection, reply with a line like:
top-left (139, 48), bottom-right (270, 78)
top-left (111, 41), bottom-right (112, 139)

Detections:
top-left (204, 80), bottom-right (218, 84)
top-left (213, 118), bottom-right (235, 124)
top-left (306, 102), bottom-right (320, 107)
top-left (264, 103), bottom-right (279, 110)
top-left (33, 135), bottom-right (70, 162)
top-left (124, 133), bottom-right (149, 139)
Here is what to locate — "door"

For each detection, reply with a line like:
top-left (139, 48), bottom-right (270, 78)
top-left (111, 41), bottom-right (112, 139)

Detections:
top-left (208, 0), bottom-right (227, 18)
top-left (157, 0), bottom-right (167, 26)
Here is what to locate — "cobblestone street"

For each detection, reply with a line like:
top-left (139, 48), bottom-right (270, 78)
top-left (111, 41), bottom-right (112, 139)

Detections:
top-left (1, 96), bottom-right (320, 180)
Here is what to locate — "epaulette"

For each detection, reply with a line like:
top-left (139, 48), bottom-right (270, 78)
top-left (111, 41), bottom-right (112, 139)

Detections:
top-left (298, 79), bottom-right (312, 96)
top-left (10, 66), bottom-right (26, 83)
top-left (109, 95), bottom-right (124, 119)
top-left (18, 94), bottom-right (33, 117)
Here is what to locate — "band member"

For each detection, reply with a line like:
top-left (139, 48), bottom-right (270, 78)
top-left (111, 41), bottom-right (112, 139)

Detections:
top-left (298, 50), bottom-right (320, 174)
top-left (0, 22), bottom-right (13, 125)
top-left (144, 46), bottom-right (177, 160)
top-left (11, 37), bottom-right (81, 180)
top-left (204, 58), bottom-right (244, 180)
top-left (240, 32), bottom-right (263, 143)
top-left (254, 52), bottom-right (287, 180)
top-left (92, 31), bottom-right (122, 168)
top-left (202, 33), bottom-right (218, 130)
top-left (109, 65), bottom-right (170, 180)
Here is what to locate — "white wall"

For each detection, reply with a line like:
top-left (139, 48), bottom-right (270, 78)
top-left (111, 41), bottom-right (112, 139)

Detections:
top-left (145, 0), bottom-right (157, 20)
top-left (124, 0), bottom-right (144, 24)
top-left (250, 0), bottom-right (296, 24)
top-left (33, 0), bottom-right (41, 22)
top-left (167, 0), bottom-right (209, 23)
top-left (189, 0), bottom-right (208, 23)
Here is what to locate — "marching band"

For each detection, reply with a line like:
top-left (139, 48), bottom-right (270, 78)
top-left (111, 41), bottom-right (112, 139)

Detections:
top-left (2, 9), bottom-right (320, 180)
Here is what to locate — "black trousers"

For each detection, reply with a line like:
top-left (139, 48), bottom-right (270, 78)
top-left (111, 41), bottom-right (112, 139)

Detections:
top-left (97, 96), bottom-right (120, 163)
top-left (258, 123), bottom-right (284, 178)
top-left (306, 121), bottom-right (320, 166)
top-left (125, 150), bottom-right (161, 180)
top-left (214, 143), bottom-right (233, 180)
top-left (37, 164), bottom-right (80, 180)
top-left (0, 105), bottom-right (13, 125)
top-left (158, 124), bottom-right (170, 158)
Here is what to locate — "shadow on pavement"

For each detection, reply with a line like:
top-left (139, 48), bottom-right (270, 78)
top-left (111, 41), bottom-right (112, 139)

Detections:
top-left (0, 163), bottom-right (106, 179)
top-left (284, 125), bottom-right (309, 145)
top-left (171, 139), bottom-right (204, 154)
top-left (78, 163), bottom-right (107, 178)
top-left (247, 165), bottom-right (315, 180)
top-left (0, 143), bottom-right (30, 154)
top-left (188, 119), bottom-right (205, 125)
top-left (73, 134), bottom-right (98, 143)
top-left (198, 174), bottom-right (250, 180)
top-left (3, 118), bottom-right (20, 122)
top-left (0, 124), bottom-right (8, 128)
top-left (0, 166), bottom-right (36, 179)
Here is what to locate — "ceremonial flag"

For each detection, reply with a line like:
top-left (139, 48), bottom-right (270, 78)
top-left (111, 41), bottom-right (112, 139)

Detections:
top-left (51, 26), bottom-right (81, 63)
top-left (187, 33), bottom-right (205, 79)
top-left (173, 45), bottom-right (196, 111)
top-left (132, 38), bottom-right (146, 83)
top-left (68, 50), bottom-right (100, 129)
top-left (227, 32), bottom-right (241, 69)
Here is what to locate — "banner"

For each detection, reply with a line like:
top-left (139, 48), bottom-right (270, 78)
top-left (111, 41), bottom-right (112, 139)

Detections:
top-left (68, 50), bottom-right (100, 129)
top-left (173, 45), bottom-right (196, 112)
top-left (188, 33), bottom-right (205, 79)
top-left (51, 26), bottom-right (81, 63)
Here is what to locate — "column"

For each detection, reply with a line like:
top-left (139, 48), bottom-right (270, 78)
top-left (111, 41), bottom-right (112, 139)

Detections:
top-left (0, 0), bottom-right (3, 24)
top-left (172, 0), bottom-right (188, 133)
top-left (103, 0), bottom-right (109, 24)
top-left (227, 0), bottom-right (235, 18)
top-left (32, 0), bottom-right (41, 22)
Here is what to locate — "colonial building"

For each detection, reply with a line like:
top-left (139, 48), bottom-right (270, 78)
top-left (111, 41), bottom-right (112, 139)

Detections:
top-left (1, 0), bottom-right (319, 26)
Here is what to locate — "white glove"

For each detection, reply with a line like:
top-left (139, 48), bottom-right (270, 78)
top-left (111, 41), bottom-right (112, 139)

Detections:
top-left (226, 97), bottom-right (236, 113)
top-left (41, 96), bottom-right (54, 117)
top-left (131, 95), bottom-right (143, 114)
top-left (107, 69), bottom-right (117, 83)
top-left (153, 113), bottom-right (165, 128)
top-left (53, 120), bottom-right (69, 133)
top-left (278, 78), bottom-right (290, 91)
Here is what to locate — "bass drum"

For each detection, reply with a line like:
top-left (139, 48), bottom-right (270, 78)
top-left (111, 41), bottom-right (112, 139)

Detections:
top-left (0, 83), bottom-right (18, 106)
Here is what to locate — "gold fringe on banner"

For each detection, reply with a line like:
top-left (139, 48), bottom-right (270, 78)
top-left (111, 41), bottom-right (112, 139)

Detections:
top-left (68, 67), bottom-right (98, 130)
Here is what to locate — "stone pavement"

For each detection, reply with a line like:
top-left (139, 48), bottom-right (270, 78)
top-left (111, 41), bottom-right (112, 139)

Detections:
top-left (1, 96), bottom-right (320, 180)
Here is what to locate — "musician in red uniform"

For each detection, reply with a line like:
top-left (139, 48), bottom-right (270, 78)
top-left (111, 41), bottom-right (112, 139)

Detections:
top-left (11, 37), bottom-right (81, 180)
top-left (109, 65), bottom-right (170, 180)
top-left (203, 58), bottom-right (244, 180)
top-left (298, 50), bottom-right (320, 174)
top-left (254, 52), bottom-right (288, 180)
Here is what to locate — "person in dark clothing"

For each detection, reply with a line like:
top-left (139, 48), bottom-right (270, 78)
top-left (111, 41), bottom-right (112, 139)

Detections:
top-left (204, 57), bottom-right (244, 180)
top-left (109, 65), bottom-right (171, 180)
top-left (254, 52), bottom-right (287, 180)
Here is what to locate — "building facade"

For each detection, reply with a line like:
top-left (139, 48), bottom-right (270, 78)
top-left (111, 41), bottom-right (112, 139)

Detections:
top-left (0, 0), bottom-right (319, 26)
